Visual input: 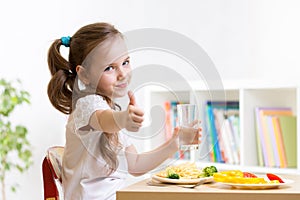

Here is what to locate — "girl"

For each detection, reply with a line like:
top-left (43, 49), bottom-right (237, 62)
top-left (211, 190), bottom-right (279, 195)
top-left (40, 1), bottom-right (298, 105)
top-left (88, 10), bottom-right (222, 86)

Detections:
top-left (47, 22), bottom-right (201, 200)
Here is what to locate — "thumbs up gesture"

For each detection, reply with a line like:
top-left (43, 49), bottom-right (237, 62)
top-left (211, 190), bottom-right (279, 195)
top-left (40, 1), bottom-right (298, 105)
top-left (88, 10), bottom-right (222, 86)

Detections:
top-left (128, 90), bottom-right (136, 106)
top-left (124, 91), bottom-right (144, 132)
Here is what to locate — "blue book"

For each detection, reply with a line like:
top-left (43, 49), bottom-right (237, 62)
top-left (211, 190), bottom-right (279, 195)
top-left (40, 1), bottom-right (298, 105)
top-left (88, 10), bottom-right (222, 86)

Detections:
top-left (206, 104), bottom-right (223, 163)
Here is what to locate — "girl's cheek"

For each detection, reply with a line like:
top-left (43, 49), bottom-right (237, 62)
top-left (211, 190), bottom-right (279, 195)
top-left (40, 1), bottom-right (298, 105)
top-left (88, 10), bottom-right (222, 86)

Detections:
top-left (125, 67), bottom-right (132, 76)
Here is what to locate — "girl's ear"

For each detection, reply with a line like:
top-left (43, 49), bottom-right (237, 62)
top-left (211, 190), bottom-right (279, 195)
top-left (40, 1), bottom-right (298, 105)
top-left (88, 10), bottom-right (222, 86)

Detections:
top-left (76, 65), bottom-right (89, 85)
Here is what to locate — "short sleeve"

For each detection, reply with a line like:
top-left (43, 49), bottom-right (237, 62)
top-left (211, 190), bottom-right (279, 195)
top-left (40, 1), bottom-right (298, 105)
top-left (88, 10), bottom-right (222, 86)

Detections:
top-left (73, 95), bottom-right (110, 130)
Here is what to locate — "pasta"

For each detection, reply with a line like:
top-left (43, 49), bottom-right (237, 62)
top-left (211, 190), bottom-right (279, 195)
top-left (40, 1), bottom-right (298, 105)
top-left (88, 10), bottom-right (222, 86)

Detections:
top-left (156, 162), bottom-right (202, 179)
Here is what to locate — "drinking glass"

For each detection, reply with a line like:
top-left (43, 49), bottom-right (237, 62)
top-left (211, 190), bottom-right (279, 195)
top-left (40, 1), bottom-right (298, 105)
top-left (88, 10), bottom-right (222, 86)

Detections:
top-left (177, 104), bottom-right (199, 151)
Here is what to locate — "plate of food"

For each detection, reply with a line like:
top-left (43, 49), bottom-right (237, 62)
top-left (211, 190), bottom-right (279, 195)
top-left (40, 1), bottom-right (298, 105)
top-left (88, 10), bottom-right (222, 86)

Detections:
top-left (218, 179), bottom-right (294, 189)
top-left (151, 162), bottom-right (217, 184)
top-left (213, 170), bottom-right (294, 189)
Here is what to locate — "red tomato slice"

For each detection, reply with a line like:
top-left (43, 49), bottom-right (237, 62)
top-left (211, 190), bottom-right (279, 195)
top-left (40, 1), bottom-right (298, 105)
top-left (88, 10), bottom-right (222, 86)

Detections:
top-left (243, 172), bottom-right (257, 178)
top-left (266, 173), bottom-right (284, 183)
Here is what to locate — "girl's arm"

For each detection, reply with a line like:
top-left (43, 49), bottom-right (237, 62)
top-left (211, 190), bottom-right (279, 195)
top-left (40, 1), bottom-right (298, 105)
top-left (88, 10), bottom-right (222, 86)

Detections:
top-left (125, 127), bottom-right (180, 176)
top-left (126, 127), bottom-right (202, 176)
top-left (89, 91), bottom-right (144, 133)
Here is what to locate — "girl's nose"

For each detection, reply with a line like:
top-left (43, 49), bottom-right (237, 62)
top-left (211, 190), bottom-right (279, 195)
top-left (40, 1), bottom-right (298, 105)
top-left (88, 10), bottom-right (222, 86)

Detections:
top-left (117, 67), bottom-right (126, 79)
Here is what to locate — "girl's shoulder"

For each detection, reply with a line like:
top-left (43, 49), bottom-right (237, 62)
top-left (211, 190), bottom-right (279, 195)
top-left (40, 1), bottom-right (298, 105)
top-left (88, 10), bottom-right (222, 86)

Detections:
top-left (77, 94), bottom-right (108, 107)
top-left (74, 94), bottom-right (111, 117)
top-left (78, 94), bottom-right (106, 102)
top-left (72, 94), bottom-right (110, 129)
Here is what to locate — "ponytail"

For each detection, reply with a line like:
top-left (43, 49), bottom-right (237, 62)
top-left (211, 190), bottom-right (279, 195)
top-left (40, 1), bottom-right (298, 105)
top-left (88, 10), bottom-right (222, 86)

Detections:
top-left (47, 39), bottom-right (75, 114)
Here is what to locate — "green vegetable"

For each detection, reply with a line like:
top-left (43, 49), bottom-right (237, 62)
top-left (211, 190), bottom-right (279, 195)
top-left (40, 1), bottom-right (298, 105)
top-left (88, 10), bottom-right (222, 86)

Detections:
top-left (201, 166), bottom-right (218, 177)
top-left (167, 169), bottom-right (180, 179)
top-left (168, 173), bottom-right (180, 179)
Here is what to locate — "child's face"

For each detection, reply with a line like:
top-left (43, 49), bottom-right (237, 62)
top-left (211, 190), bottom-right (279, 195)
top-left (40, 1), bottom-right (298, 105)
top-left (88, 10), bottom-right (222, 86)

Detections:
top-left (87, 35), bottom-right (131, 98)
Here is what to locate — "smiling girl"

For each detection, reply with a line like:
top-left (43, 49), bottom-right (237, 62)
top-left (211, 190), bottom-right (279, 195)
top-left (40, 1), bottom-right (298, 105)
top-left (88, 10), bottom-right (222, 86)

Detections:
top-left (47, 22), bottom-right (201, 200)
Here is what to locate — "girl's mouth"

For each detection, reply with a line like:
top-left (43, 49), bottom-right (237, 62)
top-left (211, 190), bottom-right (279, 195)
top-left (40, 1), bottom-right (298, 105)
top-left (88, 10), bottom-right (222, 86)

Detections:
top-left (115, 82), bottom-right (128, 88)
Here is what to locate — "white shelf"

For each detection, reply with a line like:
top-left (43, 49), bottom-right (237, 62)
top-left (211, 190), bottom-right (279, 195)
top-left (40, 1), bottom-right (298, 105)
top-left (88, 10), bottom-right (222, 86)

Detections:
top-left (142, 80), bottom-right (300, 174)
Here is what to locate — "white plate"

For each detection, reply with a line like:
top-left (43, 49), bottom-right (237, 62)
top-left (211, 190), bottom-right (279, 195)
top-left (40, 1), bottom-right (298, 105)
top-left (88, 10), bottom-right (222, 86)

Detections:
top-left (218, 178), bottom-right (294, 189)
top-left (151, 174), bottom-right (214, 184)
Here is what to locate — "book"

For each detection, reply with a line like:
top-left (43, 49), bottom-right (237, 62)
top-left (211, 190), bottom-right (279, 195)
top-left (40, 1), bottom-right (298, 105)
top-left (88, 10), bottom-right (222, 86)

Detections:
top-left (254, 108), bottom-right (264, 166)
top-left (170, 101), bottom-right (178, 128)
top-left (272, 116), bottom-right (287, 168)
top-left (222, 119), bottom-right (235, 164)
top-left (206, 104), bottom-right (222, 162)
top-left (265, 115), bottom-right (280, 167)
top-left (214, 109), bottom-right (240, 164)
top-left (204, 108), bottom-right (216, 162)
top-left (214, 108), bottom-right (229, 163)
top-left (278, 115), bottom-right (297, 168)
top-left (206, 101), bottom-right (239, 164)
top-left (228, 115), bottom-right (240, 164)
top-left (255, 107), bottom-right (293, 167)
top-left (164, 101), bottom-right (172, 140)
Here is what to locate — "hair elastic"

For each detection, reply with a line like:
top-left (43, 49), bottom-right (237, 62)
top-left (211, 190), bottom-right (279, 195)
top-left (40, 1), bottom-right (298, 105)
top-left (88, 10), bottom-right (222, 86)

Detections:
top-left (61, 36), bottom-right (71, 47)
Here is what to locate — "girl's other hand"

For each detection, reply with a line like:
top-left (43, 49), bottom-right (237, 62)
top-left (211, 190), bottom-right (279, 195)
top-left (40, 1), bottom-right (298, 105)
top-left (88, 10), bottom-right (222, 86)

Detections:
top-left (175, 126), bottom-right (202, 145)
top-left (124, 91), bottom-right (144, 132)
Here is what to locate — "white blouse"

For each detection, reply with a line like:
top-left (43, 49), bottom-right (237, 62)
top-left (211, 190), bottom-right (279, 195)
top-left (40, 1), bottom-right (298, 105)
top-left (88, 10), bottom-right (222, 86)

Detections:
top-left (62, 95), bottom-right (133, 200)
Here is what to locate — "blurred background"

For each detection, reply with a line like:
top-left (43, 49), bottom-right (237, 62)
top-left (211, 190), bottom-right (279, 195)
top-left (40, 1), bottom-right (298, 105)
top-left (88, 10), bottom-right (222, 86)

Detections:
top-left (1, 0), bottom-right (300, 199)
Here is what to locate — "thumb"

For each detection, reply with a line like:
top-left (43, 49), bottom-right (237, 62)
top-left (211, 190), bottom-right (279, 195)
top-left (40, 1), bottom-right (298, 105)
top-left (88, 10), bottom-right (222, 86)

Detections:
top-left (128, 90), bottom-right (136, 106)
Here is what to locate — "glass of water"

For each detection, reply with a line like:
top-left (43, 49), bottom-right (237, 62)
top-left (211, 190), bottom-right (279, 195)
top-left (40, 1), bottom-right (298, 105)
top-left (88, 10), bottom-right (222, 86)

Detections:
top-left (177, 104), bottom-right (200, 151)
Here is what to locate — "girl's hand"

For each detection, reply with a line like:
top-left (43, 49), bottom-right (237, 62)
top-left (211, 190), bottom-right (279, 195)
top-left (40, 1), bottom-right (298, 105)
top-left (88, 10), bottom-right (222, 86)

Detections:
top-left (179, 126), bottom-right (202, 145)
top-left (173, 125), bottom-right (202, 146)
top-left (123, 91), bottom-right (144, 132)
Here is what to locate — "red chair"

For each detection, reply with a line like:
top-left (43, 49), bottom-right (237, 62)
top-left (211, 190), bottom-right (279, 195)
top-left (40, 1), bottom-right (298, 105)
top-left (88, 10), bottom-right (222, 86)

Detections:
top-left (42, 146), bottom-right (64, 200)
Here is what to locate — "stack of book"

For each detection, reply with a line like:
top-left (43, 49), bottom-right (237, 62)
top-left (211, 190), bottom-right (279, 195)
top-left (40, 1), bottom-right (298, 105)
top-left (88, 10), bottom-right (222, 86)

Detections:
top-left (255, 107), bottom-right (297, 168)
top-left (205, 101), bottom-right (240, 164)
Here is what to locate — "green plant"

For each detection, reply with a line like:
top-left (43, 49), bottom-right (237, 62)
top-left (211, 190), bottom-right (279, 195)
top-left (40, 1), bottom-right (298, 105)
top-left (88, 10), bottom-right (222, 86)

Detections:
top-left (0, 78), bottom-right (32, 200)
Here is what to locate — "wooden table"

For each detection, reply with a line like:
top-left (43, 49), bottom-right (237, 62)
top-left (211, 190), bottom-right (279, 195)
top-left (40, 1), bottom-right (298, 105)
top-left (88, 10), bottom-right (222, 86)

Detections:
top-left (117, 174), bottom-right (300, 200)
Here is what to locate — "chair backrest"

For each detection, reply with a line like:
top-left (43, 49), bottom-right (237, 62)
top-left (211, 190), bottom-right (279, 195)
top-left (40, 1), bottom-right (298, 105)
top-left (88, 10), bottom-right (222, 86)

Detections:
top-left (42, 146), bottom-right (64, 200)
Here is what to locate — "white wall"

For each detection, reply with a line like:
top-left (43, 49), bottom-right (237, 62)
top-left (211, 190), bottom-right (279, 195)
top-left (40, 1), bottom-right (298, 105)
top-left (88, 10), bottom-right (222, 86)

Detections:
top-left (1, 0), bottom-right (300, 199)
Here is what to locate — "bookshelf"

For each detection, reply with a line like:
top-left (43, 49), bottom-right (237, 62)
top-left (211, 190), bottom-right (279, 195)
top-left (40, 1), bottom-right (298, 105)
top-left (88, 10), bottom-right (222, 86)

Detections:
top-left (141, 80), bottom-right (300, 175)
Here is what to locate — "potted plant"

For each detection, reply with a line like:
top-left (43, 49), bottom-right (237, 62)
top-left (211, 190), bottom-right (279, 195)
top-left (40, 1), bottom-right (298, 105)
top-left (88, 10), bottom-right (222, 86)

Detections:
top-left (0, 78), bottom-right (33, 200)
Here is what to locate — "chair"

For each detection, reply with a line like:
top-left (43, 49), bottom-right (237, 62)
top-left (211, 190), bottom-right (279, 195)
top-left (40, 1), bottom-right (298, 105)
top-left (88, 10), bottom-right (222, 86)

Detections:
top-left (42, 146), bottom-right (64, 200)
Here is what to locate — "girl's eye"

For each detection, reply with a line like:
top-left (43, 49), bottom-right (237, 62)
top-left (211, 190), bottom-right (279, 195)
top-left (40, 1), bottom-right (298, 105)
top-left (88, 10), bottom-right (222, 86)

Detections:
top-left (104, 66), bottom-right (114, 72)
top-left (122, 60), bottom-right (130, 66)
